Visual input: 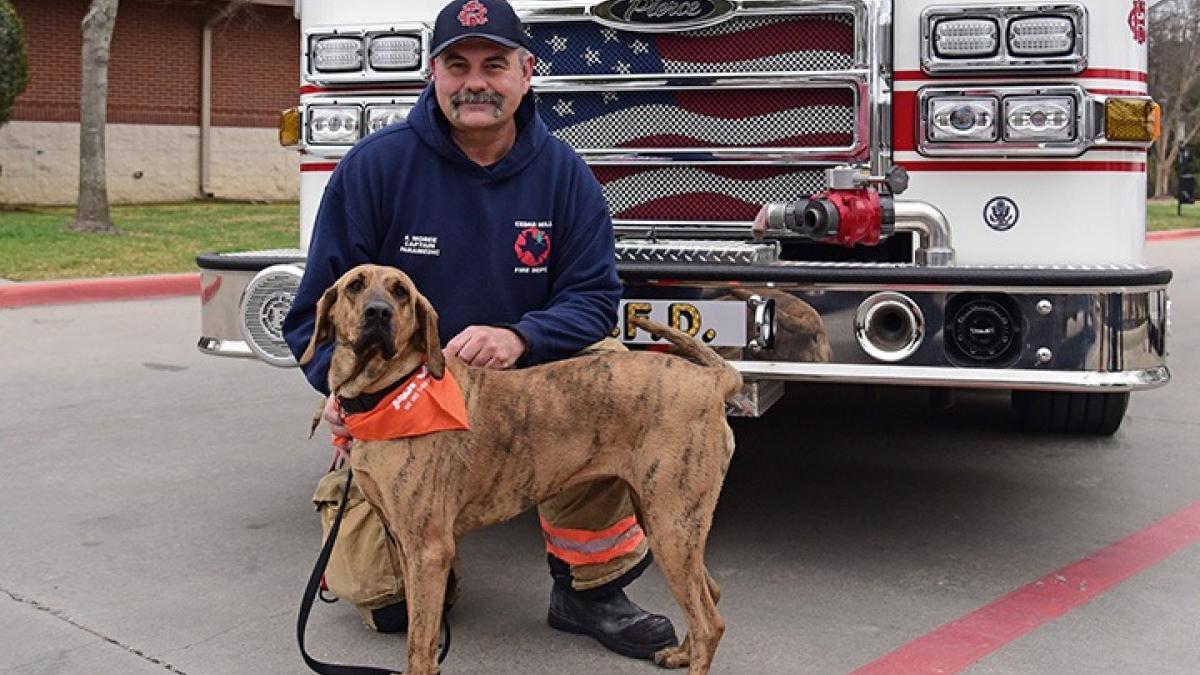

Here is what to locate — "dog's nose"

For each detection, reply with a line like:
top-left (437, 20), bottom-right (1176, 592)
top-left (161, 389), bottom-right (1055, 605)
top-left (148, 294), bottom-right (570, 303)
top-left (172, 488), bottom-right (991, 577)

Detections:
top-left (363, 300), bottom-right (394, 323)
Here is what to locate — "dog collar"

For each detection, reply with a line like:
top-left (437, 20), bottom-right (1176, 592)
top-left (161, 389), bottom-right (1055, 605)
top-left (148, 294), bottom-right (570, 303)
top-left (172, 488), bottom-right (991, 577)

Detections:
top-left (338, 365), bottom-right (470, 440)
top-left (336, 364), bottom-right (420, 415)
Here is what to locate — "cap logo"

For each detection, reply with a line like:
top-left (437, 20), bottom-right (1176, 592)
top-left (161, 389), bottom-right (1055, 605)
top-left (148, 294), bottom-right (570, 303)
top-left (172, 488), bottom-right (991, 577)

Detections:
top-left (458, 0), bottom-right (489, 27)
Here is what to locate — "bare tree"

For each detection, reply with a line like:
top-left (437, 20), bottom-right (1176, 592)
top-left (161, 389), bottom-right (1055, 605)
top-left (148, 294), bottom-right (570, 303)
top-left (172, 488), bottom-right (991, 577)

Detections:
top-left (1149, 0), bottom-right (1200, 197)
top-left (72, 0), bottom-right (119, 234)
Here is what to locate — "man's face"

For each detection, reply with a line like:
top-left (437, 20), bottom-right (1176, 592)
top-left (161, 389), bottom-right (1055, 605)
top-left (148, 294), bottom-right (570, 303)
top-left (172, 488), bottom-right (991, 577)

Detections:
top-left (432, 38), bottom-right (532, 135)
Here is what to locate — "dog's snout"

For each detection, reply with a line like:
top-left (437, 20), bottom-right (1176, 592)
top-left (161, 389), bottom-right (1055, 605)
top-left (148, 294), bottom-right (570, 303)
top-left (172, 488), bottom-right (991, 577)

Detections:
top-left (364, 299), bottom-right (394, 323)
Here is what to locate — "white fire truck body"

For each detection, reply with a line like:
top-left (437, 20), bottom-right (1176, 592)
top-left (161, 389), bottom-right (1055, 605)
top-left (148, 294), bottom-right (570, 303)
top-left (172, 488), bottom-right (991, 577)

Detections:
top-left (197, 0), bottom-right (1171, 434)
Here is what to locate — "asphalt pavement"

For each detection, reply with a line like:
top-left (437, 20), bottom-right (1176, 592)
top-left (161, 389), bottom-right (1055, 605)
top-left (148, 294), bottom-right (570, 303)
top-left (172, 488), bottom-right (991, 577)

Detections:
top-left (1, 236), bottom-right (1197, 675)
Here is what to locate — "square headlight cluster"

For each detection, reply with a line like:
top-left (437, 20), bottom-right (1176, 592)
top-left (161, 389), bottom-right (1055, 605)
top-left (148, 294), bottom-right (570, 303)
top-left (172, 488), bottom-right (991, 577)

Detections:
top-left (307, 28), bottom-right (427, 82)
top-left (922, 4), bottom-right (1087, 74)
top-left (920, 87), bottom-right (1160, 155)
top-left (921, 87), bottom-right (1082, 154)
top-left (306, 101), bottom-right (416, 147)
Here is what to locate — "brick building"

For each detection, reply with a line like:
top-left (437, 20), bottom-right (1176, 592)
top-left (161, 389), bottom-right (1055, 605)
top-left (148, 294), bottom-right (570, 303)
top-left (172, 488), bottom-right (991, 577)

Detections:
top-left (1, 0), bottom-right (301, 205)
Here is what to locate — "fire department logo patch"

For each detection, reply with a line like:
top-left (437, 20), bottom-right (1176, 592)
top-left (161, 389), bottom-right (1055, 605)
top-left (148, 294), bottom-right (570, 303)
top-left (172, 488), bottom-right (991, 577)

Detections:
top-left (514, 228), bottom-right (551, 267)
top-left (1128, 0), bottom-right (1147, 44)
top-left (458, 0), bottom-right (489, 28)
top-left (983, 196), bottom-right (1019, 232)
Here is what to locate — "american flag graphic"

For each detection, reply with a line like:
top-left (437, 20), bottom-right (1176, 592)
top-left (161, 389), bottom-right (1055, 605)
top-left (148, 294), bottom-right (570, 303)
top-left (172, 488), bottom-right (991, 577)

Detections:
top-left (524, 14), bottom-right (855, 77)
top-left (592, 165), bottom-right (828, 222)
top-left (524, 13), bottom-right (860, 223)
top-left (536, 88), bottom-right (856, 151)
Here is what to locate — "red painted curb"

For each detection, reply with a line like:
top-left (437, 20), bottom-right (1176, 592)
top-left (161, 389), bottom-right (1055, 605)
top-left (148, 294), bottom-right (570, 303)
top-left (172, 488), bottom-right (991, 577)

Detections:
top-left (0, 273), bottom-right (200, 309)
top-left (1147, 229), bottom-right (1200, 241)
top-left (845, 499), bottom-right (1200, 675)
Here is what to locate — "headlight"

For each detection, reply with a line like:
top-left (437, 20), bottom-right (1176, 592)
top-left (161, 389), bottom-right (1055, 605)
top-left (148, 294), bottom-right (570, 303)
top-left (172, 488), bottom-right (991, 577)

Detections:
top-left (932, 19), bottom-right (999, 58)
top-left (311, 37), bottom-right (363, 73)
top-left (1003, 96), bottom-right (1075, 142)
top-left (919, 86), bottom-right (1097, 156)
top-left (922, 4), bottom-right (1086, 74)
top-left (302, 100), bottom-right (418, 149)
top-left (369, 35), bottom-right (422, 71)
top-left (1008, 16), bottom-right (1076, 57)
top-left (920, 89), bottom-right (1160, 154)
top-left (308, 106), bottom-right (362, 145)
top-left (305, 25), bottom-right (431, 84)
top-left (366, 105), bottom-right (412, 134)
top-left (927, 97), bottom-right (998, 142)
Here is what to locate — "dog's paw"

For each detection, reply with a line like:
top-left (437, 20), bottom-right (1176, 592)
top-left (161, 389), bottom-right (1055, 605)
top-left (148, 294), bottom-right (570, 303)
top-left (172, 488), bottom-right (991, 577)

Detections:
top-left (653, 645), bottom-right (690, 669)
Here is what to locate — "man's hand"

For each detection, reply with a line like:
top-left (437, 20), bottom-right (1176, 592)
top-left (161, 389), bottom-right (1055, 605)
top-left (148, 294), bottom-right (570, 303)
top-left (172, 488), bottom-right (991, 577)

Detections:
top-left (445, 326), bottom-right (526, 369)
top-left (323, 395), bottom-right (352, 455)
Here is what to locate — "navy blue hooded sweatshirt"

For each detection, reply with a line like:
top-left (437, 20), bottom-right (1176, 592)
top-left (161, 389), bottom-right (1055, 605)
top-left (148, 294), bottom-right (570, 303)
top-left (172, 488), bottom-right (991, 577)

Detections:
top-left (282, 84), bottom-right (622, 395)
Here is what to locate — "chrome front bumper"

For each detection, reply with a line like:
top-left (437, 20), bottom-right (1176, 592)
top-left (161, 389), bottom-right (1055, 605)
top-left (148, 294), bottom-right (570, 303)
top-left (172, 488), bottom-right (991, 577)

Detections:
top-left (618, 260), bottom-right (1171, 394)
top-left (197, 250), bottom-right (305, 362)
top-left (197, 251), bottom-right (1171, 417)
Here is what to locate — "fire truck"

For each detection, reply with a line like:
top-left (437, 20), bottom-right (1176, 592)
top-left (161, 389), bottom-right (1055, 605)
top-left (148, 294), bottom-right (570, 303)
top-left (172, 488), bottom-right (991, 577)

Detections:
top-left (197, 0), bottom-right (1170, 435)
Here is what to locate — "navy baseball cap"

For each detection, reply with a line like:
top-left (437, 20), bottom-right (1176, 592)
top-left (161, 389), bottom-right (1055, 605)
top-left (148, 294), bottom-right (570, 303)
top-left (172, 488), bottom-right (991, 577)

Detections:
top-left (431, 0), bottom-right (530, 58)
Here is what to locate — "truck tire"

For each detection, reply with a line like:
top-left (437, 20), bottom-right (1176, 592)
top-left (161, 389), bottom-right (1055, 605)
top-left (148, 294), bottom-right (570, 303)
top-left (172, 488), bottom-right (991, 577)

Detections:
top-left (1011, 390), bottom-right (1129, 435)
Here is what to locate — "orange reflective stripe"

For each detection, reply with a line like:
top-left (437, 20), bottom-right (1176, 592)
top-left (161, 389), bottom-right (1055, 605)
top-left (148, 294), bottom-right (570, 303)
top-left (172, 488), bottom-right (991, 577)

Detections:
top-left (540, 515), bottom-right (640, 544)
top-left (544, 531), bottom-right (645, 566)
top-left (540, 516), bottom-right (646, 566)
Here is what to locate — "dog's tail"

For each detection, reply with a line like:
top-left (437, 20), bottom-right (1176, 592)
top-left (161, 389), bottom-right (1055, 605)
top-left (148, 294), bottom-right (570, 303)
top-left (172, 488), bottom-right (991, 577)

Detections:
top-left (629, 316), bottom-right (743, 399)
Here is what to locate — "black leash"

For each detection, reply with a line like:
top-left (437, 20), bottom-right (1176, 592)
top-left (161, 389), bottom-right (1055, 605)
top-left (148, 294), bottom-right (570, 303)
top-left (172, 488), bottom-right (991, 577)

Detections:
top-left (298, 466), bottom-right (451, 675)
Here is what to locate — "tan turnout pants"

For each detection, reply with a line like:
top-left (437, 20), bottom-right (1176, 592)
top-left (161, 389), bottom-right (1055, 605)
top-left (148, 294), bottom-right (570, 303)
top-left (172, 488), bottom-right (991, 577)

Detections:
top-left (537, 338), bottom-right (649, 592)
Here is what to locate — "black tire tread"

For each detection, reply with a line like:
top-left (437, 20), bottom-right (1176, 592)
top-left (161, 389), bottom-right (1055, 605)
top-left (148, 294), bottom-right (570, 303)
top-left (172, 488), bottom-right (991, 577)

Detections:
top-left (1011, 390), bottom-right (1129, 435)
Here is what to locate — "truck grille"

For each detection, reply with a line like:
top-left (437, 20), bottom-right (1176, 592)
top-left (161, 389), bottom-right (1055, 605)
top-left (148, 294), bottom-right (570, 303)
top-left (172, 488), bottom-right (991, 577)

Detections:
top-left (522, 5), bottom-right (872, 236)
top-left (525, 14), bottom-right (855, 77)
top-left (593, 165), bottom-right (828, 222)
top-left (538, 88), bottom-right (857, 152)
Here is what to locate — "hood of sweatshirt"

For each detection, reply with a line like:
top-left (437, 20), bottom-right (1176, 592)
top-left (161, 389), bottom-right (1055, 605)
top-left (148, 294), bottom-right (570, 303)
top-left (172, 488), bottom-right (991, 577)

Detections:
top-left (406, 82), bottom-right (548, 181)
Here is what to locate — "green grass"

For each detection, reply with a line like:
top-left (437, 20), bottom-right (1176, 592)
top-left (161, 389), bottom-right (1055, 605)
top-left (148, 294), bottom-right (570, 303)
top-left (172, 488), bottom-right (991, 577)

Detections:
top-left (0, 201), bottom-right (299, 282)
top-left (0, 199), bottom-right (1196, 283)
top-left (1148, 198), bottom-right (1200, 232)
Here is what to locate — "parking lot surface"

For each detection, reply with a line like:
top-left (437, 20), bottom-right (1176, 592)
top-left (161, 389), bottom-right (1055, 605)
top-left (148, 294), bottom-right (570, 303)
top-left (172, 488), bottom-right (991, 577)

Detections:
top-left (0, 238), bottom-right (1196, 675)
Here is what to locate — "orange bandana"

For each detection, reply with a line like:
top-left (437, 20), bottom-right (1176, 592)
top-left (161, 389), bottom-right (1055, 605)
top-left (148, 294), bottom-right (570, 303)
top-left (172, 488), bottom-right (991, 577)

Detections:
top-left (341, 366), bottom-right (470, 440)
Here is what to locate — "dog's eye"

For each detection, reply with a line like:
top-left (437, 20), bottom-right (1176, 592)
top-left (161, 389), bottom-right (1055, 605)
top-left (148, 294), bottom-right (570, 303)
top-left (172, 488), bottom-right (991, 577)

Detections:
top-left (346, 278), bottom-right (364, 293)
top-left (391, 283), bottom-right (409, 301)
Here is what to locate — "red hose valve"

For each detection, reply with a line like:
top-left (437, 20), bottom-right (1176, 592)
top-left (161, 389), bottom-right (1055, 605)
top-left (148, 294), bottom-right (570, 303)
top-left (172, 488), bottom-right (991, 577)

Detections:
top-left (763, 167), bottom-right (902, 247)
top-left (801, 187), bottom-right (895, 247)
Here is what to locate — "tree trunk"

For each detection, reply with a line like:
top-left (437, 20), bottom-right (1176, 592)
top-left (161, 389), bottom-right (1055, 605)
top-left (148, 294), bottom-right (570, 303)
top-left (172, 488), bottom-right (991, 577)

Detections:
top-left (1155, 151), bottom-right (1173, 198)
top-left (1148, 0), bottom-right (1200, 198)
top-left (71, 0), bottom-right (119, 234)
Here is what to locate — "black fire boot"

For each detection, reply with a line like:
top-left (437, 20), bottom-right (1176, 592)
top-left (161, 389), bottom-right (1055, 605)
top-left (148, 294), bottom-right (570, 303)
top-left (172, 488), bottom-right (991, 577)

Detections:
top-left (362, 568), bottom-right (460, 634)
top-left (547, 585), bottom-right (678, 659)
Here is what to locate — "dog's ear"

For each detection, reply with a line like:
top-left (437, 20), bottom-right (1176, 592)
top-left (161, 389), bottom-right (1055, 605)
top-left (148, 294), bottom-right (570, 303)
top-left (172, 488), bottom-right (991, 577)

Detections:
top-left (415, 293), bottom-right (445, 379)
top-left (298, 284), bottom-right (339, 365)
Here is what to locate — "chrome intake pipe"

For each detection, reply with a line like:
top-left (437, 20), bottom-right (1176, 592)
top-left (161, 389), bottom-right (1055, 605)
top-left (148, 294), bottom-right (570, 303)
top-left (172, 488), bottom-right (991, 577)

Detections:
top-left (855, 291), bottom-right (925, 362)
top-left (894, 200), bottom-right (955, 267)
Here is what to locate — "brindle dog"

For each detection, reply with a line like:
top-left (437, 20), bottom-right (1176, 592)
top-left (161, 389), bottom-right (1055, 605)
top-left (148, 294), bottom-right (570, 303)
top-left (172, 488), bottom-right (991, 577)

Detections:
top-left (300, 264), bottom-right (741, 675)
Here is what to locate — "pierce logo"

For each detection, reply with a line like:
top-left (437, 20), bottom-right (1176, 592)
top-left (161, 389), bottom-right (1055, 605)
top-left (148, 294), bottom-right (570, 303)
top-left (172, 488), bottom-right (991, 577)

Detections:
top-left (594, 0), bottom-right (734, 28)
top-left (458, 0), bottom-right (489, 28)
top-left (1128, 0), bottom-right (1146, 44)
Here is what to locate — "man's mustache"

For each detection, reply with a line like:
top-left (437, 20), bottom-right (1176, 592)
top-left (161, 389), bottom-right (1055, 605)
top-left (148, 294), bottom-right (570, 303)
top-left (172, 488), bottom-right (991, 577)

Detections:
top-left (450, 92), bottom-right (505, 119)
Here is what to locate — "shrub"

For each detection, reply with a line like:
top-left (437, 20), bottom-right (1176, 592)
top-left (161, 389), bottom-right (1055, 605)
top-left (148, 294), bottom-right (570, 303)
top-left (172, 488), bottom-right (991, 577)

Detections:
top-left (0, 0), bottom-right (29, 127)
